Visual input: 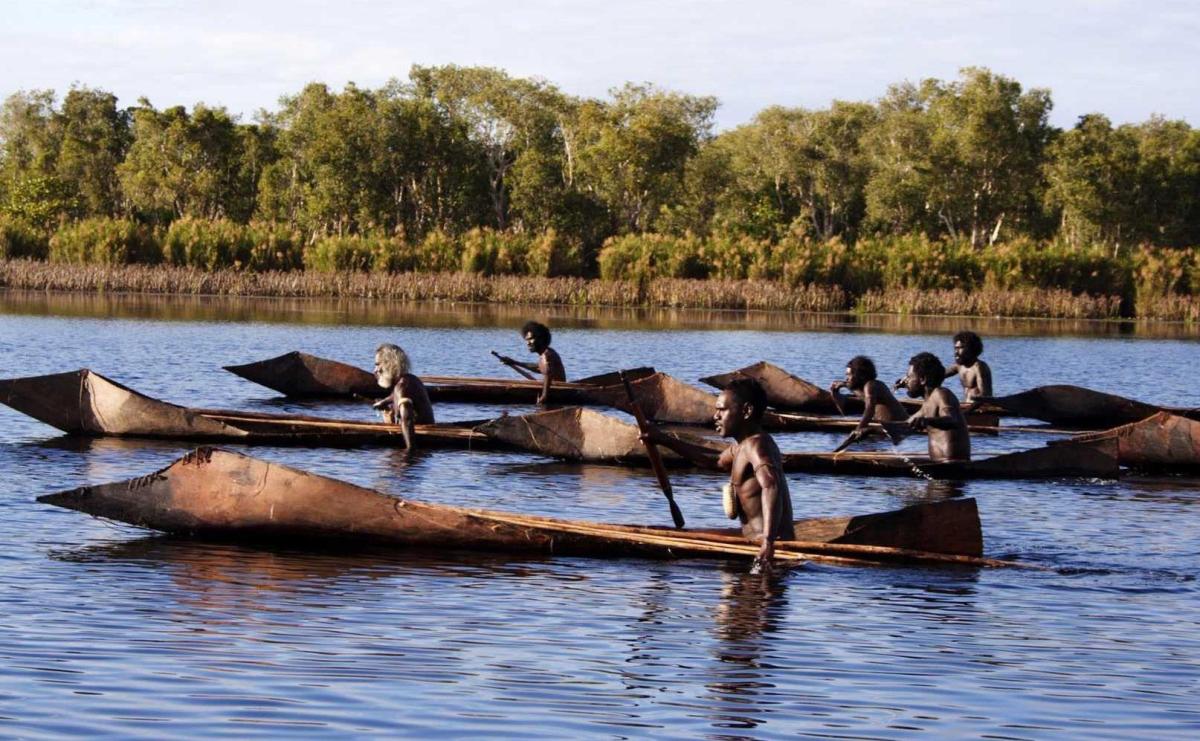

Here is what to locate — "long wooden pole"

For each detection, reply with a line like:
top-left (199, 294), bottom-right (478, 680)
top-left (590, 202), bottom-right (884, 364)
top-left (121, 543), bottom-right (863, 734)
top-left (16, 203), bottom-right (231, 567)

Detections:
top-left (491, 351), bottom-right (538, 381)
top-left (621, 370), bottom-right (686, 529)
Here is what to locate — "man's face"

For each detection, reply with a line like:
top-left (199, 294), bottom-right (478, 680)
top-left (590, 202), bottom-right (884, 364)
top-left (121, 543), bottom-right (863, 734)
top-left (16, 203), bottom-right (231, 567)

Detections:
top-left (373, 352), bottom-right (395, 388)
top-left (846, 365), bottom-right (865, 391)
top-left (524, 331), bottom-right (543, 354)
top-left (714, 389), bottom-right (747, 438)
top-left (954, 339), bottom-right (974, 365)
top-left (903, 364), bottom-right (924, 399)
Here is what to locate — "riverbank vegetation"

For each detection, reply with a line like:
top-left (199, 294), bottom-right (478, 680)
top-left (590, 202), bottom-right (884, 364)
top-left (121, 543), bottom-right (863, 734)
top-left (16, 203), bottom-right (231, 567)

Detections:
top-left (2, 66), bottom-right (1199, 319)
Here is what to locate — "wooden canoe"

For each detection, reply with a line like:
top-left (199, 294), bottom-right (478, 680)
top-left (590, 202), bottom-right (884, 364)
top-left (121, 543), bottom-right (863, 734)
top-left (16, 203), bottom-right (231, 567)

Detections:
top-left (479, 406), bottom-right (1119, 479)
top-left (700, 361), bottom-right (1000, 423)
top-left (0, 369), bottom-right (495, 449)
top-left (37, 447), bottom-right (1011, 567)
top-left (1061, 411), bottom-right (1200, 471)
top-left (972, 385), bottom-right (1199, 428)
top-left (223, 350), bottom-right (656, 403)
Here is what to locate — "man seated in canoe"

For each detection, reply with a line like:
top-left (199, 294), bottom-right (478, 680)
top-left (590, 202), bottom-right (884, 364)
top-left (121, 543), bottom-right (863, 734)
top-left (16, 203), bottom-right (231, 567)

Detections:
top-left (945, 330), bottom-right (992, 406)
top-left (372, 343), bottom-right (435, 447)
top-left (901, 352), bottom-right (970, 462)
top-left (493, 320), bottom-right (566, 406)
top-left (641, 378), bottom-right (795, 574)
top-left (829, 355), bottom-right (908, 446)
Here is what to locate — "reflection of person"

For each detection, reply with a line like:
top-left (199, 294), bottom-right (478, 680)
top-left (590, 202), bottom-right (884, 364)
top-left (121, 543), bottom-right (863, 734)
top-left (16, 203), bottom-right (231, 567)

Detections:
top-left (945, 330), bottom-right (993, 404)
top-left (901, 352), bottom-right (970, 462)
top-left (372, 343), bottom-right (435, 448)
top-left (494, 321), bottom-right (566, 405)
top-left (830, 355), bottom-right (908, 445)
top-left (643, 378), bottom-right (794, 573)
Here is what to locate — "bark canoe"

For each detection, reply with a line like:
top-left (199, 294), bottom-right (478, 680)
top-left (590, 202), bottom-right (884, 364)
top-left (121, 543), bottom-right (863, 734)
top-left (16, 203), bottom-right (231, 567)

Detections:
top-left (38, 447), bottom-right (1011, 567)
top-left (1061, 411), bottom-right (1200, 471)
top-left (0, 369), bottom-right (494, 449)
top-left (972, 385), bottom-right (1198, 428)
top-left (480, 406), bottom-right (1119, 480)
top-left (223, 350), bottom-right (655, 403)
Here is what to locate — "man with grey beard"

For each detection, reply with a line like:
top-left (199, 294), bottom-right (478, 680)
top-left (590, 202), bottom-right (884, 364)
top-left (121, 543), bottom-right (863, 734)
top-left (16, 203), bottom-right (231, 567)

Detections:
top-left (372, 343), bottom-right (435, 449)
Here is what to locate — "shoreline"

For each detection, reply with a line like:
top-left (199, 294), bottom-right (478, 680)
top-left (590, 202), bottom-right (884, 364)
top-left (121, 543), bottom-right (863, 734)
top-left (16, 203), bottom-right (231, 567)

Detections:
top-left (3, 257), bottom-right (1198, 329)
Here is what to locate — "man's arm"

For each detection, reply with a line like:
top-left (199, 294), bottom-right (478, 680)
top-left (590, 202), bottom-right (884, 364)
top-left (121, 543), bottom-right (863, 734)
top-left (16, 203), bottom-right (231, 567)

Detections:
top-left (537, 365), bottom-right (552, 405)
top-left (640, 427), bottom-right (725, 471)
top-left (748, 445), bottom-right (783, 565)
top-left (944, 363), bottom-right (961, 378)
top-left (977, 361), bottom-right (993, 398)
top-left (918, 390), bottom-right (966, 430)
top-left (855, 383), bottom-right (880, 433)
top-left (394, 378), bottom-right (420, 449)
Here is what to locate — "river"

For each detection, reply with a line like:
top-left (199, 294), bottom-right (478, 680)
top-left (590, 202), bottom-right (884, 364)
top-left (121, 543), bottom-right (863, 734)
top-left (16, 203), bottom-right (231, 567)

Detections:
top-left (1, 291), bottom-right (1197, 738)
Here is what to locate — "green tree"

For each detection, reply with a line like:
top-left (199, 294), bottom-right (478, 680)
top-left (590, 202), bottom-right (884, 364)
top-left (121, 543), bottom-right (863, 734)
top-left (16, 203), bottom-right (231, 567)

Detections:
top-left (1044, 113), bottom-right (1141, 247)
top-left (55, 87), bottom-right (131, 217)
top-left (572, 84), bottom-right (717, 233)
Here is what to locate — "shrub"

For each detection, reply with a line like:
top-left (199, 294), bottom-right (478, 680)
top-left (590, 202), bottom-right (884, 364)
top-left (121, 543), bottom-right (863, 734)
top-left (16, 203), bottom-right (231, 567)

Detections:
top-left (525, 230), bottom-right (585, 278)
top-left (163, 217), bottom-right (253, 269)
top-left (412, 229), bottom-right (463, 273)
top-left (0, 217), bottom-right (49, 260)
top-left (303, 235), bottom-right (376, 272)
top-left (48, 218), bottom-right (160, 265)
top-left (460, 228), bottom-right (533, 276)
top-left (245, 222), bottom-right (304, 272)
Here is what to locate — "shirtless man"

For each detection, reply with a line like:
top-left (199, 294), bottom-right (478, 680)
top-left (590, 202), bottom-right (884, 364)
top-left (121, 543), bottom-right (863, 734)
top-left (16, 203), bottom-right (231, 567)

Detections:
top-left (494, 321), bottom-right (566, 405)
top-left (643, 378), bottom-right (795, 573)
top-left (901, 352), bottom-right (970, 462)
top-left (830, 355), bottom-right (908, 445)
top-left (372, 343), bottom-right (435, 449)
top-left (945, 331), bottom-right (992, 405)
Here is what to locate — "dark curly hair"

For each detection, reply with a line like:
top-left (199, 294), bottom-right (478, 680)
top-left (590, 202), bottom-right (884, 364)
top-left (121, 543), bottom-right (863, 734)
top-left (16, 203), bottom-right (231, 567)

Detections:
top-left (847, 355), bottom-right (877, 381)
top-left (521, 320), bottom-right (551, 346)
top-left (725, 377), bottom-right (768, 421)
top-left (908, 352), bottom-right (946, 388)
top-left (953, 330), bottom-right (983, 357)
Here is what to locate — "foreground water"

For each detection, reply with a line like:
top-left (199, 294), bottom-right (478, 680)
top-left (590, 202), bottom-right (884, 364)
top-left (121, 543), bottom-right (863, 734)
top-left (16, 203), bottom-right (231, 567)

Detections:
top-left (1, 292), bottom-right (1197, 738)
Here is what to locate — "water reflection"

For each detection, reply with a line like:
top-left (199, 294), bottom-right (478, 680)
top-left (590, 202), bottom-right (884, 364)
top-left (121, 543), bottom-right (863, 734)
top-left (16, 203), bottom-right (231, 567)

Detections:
top-left (5, 288), bottom-right (1200, 338)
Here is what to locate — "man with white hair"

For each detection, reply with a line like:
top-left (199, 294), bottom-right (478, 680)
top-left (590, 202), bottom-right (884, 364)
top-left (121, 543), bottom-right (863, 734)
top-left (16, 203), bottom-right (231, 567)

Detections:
top-left (372, 343), bottom-right (435, 449)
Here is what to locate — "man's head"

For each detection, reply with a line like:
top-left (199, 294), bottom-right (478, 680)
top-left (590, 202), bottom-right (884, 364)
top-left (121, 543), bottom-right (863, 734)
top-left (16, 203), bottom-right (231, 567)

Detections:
top-left (845, 355), bottom-right (877, 390)
top-left (715, 377), bottom-right (767, 438)
top-left (953, 331), bottom-right (983, 365)
top-left (522, 321), bottom-right (551, 354)
top-left (905, 351), bottom-right (945, 398)
top-left (374, 343), bottom-right (411, 388)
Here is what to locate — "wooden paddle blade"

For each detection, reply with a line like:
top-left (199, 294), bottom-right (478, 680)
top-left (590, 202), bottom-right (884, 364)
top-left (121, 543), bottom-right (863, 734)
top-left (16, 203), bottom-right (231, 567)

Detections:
top-left (621, 370), bottom-right (685, 530)
top-left (833, 433), bottom-right (856, 453)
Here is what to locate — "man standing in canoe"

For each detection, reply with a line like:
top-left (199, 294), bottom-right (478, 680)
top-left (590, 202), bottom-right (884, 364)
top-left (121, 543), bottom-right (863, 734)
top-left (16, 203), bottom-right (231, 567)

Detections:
top-left (901, 352), bottom-right (971, 462)
top-left (945, 331), bottom-right (992, 405)
top-left (372, 343), bottom-right (435, 448)
top-left (830, 355), bottom-right (909, 445)
top-left (642, 377), bottom-right (795, 573)
top-left (494, 321), bottom-right (566, 406)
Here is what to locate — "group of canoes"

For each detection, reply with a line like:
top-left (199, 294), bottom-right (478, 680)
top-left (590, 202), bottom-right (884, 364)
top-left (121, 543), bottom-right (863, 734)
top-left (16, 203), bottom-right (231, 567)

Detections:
top-left (6, 322), bottom-right (1198, 573)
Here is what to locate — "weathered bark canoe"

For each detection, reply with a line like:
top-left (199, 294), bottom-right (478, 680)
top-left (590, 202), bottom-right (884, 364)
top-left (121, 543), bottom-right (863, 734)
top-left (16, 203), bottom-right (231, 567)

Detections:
top-left (479, 406), bottom-right (1120, 479)
top-left (223, 350), bottom-right (656, 404)
top-left (1062, 412), bottom-right (1200, 470)
top-left (37, 447), bottom-right (1011, 567)
top-left (0, 369), bottom-right (494, 449)
top-left (972, 385), bottom-right (1198, 428)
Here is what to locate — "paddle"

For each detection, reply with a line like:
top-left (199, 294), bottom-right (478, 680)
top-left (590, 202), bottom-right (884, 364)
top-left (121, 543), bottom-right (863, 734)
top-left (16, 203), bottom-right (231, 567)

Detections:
top-left (491, 350), bottom-right (538, 381)
top-left (621, 370), bottom-right (686, 530)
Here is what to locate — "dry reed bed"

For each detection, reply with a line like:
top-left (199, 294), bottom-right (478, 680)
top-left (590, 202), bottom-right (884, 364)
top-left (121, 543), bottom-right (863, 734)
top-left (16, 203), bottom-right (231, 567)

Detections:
top-left (0, 259), bottom-right (1151, 319)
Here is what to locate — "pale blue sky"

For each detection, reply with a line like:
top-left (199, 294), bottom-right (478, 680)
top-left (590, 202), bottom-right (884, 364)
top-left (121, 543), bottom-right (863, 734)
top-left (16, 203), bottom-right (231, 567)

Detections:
top-left (3, 0), bottom-right (1197, 129)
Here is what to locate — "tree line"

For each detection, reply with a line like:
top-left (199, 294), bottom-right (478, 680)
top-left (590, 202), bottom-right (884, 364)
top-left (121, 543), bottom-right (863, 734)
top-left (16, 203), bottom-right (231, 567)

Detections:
top-left (2, 65), bottom-right (1198, 271)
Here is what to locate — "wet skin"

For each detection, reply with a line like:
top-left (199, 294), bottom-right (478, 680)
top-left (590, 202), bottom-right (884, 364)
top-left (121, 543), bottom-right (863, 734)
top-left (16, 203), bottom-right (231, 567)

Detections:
top-left (831, 366), bottom-right (909, 442)
top-left (373, 353), bottom-right (436, 448)
top-left (903, 364), bottom-right (971, 462)
top-left (496, 332), bottom-right (567, 405)
top-left (711, 390), bottom-right (796, 567)
top-left (946, 340), bottom-right (993, 402)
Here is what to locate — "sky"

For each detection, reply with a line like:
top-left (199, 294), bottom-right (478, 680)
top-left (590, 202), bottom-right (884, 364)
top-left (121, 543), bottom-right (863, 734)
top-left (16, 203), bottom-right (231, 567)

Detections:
top-left (2, 0), bottom-right (1197, 130)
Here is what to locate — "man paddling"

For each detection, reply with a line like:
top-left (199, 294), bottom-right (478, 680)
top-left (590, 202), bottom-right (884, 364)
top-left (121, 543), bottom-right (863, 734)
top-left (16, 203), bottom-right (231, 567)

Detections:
top-left (830, 355), bottom-right (908, 446)
top-left (901, 352), bottom-right (971, 462)
top-left (372, 343), bottom-right (435, 448)
top-left (494, 320), bottom-right (566, 406)
top-left (642, 378), bottom-right (795, 573)
top-left (945, 331), bottom-right (992, 405)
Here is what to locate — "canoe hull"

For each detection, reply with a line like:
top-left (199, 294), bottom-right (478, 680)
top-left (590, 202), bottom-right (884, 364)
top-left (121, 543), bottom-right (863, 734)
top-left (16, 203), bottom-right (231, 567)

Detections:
top-left (974, 385), bottom-right (1196, 428)
top-left (1066, 412), bottom-right (1200, 470)
top-left (224, 351), bottom-right (383, 398)
top-left (38, 448), bottom-right (991, 565)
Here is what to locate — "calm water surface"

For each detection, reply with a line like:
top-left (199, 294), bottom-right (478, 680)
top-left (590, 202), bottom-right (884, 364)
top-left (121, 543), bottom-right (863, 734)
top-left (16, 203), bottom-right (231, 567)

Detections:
top-left (1, 293), bottom-right (1197, 738)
